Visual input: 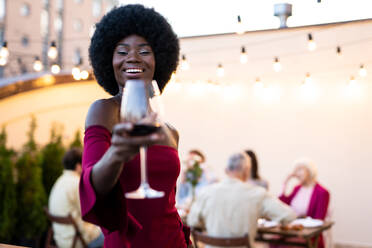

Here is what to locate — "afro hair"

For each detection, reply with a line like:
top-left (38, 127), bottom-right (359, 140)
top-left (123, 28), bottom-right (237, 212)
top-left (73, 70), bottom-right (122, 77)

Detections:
top-left (89, 4), bottom-right (180, 95)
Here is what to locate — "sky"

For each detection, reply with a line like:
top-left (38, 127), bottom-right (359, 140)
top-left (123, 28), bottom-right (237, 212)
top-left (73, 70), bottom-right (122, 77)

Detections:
top-left (119, 0), bottom-right (372, 37)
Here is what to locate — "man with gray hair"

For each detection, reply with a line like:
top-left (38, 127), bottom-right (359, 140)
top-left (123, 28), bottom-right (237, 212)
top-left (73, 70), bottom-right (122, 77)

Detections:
top-left (187, 152), bottom-right (296, 247)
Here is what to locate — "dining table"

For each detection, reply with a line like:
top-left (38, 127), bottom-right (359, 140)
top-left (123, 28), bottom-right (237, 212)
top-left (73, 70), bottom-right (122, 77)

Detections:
top-left (255, 221), bottom-right (334, 248)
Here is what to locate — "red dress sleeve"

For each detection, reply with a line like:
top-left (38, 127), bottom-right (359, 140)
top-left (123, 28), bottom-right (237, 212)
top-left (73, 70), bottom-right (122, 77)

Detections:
top-left (79, 125), bottom-right (142, 238)
top-left (279, 185), bottom-right (301, 205)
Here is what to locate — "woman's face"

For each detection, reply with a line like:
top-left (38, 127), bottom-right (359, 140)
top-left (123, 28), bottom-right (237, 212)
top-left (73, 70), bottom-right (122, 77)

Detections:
top-left (294, 166), bottom-right (311, 185)
top-left (112, 35), bottom-right (155, 89)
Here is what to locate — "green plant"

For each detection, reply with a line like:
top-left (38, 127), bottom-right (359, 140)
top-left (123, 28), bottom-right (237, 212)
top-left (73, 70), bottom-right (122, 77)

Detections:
top-left (0, 126), bottom-right (17, 243)
top-left (185, 160), bottom-right (203, 188)
top-left (15, 116), bottom-right (47, 240)
top-left (40, 122), bottom-right (65, 196)
top-left (69, 129), bottom-right (83, 148)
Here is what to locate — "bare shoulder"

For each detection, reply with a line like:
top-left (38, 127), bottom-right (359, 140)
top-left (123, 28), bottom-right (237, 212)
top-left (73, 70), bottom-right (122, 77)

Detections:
top-left (85, 98), bottom-right (120, 131)
top-left (164, 122), bottom-right (179, 146)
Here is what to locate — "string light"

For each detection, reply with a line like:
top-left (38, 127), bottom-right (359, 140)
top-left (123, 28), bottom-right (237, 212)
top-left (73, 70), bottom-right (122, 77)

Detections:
top-left (254, 77), bottom-right (264, 91)
top-left (72, 65), bottom-right (81, 80)
top-left (240, 46), bottom-right (248, 64)
top-left (33, 56), bottom-right (43, 72)
top-left (217, 63), bottom-right (224, 77)
top-left (304, 72), bottom-right (312, 84)
top-left (236, 15), bottom-right (244, 35)
top-left (336, 46), bottom-right (342, 57)
top-left (51, 63), bottom-right (61, 74)
top-left (180, 54), bottom-right (189, 71)
top-left (359, 64), bottom-right (367, 77)
top-left (0, 41), bottom-right (9, 58)
top-left (80, 70), bottom-right (89, 80)
top-left (48, 41), bottom-right (58, 60)
top-left (307, 33), bottom-right (316, 51)
top-left (273, 57), bottom-right (281, 72)
top-left (0, 56), bottom-right (7, 66)
top-left (349, 76), bottom-right (356, 85)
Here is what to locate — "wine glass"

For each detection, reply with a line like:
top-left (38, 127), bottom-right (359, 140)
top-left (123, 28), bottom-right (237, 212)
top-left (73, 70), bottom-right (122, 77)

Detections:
top-left (120, 79), bottom-right (165, 199)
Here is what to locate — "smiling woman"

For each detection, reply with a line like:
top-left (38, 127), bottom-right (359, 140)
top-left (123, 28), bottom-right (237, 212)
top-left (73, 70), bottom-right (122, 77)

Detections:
top-left (112, 35), bottom-right (156, 88)
top-left (80, 4), bottom-right (190, 248)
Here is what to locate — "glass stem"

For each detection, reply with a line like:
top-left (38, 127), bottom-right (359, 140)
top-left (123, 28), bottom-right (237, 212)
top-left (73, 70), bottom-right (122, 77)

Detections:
top-left (139, 146), bottom-right (148, 184)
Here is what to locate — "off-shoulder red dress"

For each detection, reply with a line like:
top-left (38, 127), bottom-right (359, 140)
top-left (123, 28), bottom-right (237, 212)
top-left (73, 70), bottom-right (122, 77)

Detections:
top-left (79, 125), bottom-right (190, 248)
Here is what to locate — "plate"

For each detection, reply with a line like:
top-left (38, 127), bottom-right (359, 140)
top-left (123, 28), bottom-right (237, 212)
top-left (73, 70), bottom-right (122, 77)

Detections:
top-left (290, 217), bottom-right (323, 228)
top-left (258, 218), bottom-right (279, 228)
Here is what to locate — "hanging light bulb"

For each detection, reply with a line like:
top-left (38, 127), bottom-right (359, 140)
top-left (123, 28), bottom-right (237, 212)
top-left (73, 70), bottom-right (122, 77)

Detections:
top-left (236, 15), bottom-right (244, 35)
top-left (304, 73), bottom-right (312, 84)
top-left (254, 77), bottom-right (264, 91)
top-left (307, 33), bottom-right (316, 51)
top-left (48, 41), bottom-right (58, 59)
top-left (33, 56), bottom-right (43, 72)
top-left (0, 41), bottom-right (9, 58)
top-left (240, 46), bottom-right (248, 64)
top-left (80, 70), bottom-right (89, 80)
top-left (217, 63), bottom-right (224, 77)
top-left (72, 65), bottom-right (81, 80)
top-left (51, 63), bottom-right (61, 74)
top-left (349, 76), bottom-right (356, 86)
top-left (359, 64), bottom-right (367, 77)
top-left (336, 46), bottom-right (342, 57)
top-left (0, 56), bottom-right (7, 66)
top-left (180, 54), bottom-right (189, 71)
top-left (273, 57), bottom-right (281, 72)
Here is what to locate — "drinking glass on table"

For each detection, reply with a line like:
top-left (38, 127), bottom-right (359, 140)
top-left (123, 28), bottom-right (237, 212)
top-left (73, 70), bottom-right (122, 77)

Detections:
top-left (120, 79), bottom-right (165, 199)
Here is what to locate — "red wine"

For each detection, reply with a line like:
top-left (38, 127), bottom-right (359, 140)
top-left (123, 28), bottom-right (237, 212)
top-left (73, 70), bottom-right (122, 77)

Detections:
top-left (128, 124), bottom-right (161, 136)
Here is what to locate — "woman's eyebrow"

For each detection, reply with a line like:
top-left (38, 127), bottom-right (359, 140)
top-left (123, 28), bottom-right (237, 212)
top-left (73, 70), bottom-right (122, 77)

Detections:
top-left (116, 43), bottom-right (150, 48)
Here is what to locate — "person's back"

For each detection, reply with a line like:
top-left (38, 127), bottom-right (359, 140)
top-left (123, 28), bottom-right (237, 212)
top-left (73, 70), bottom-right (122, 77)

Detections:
top-left (187, 152), bottom-right (295, 248)
top-left (48, 148), bottom-right (102, 248)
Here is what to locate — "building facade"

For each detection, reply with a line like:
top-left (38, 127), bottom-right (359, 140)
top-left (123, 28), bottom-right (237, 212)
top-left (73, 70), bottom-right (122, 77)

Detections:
top-left (0, 0), bottom-right (118, 78)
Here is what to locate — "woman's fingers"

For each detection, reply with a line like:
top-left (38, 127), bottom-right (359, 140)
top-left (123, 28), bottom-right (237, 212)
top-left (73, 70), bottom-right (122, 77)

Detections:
top-left (111, 132), bottom-right (164, 146)
top-left (112, 122), bottom-right (134, 136)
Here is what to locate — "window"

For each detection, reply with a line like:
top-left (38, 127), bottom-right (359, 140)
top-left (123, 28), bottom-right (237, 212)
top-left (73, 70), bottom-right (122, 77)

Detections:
top-left (20, 3), bottom-right (31, 17)
top-left (92, 0), bottom-right (102, 18)
top-left (0, 0), bottom-right (5, 21)
top-left (55, 0), bottom-right (63, 10)
top-left (21, 36), bottom-right (29, 47)
top-left (73, 19), bottom-right (83, 32)
top-left (54, 17), bottom-right (62, 32)
top-left (73, 48), bottom-right (82, 65)
top-left (40, 9), bottom-right (48, 36)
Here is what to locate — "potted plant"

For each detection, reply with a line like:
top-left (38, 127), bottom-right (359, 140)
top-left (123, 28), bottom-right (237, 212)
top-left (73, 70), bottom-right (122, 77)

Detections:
top-left (40, 122), bottom-right (65, 196)
top-left (0, 127), bottom-right (17, 243)
top-left (15, 116), bottom-right (47, 246)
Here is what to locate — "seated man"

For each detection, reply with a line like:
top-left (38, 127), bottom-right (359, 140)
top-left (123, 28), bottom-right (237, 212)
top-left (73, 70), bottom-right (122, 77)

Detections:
top-left (49, 148), bottom-right (103, 248)
top-left (187, 152), bottom-right (296, 247)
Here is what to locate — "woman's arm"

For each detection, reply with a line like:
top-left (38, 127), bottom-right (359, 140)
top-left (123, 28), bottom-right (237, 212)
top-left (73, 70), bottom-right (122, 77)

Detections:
top-left (85, 99), bottom-right (164, 196)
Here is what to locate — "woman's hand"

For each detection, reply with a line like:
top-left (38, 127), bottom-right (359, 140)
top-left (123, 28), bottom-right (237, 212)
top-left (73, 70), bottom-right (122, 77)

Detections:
top-left (109, 122), bottom-right (164, 164)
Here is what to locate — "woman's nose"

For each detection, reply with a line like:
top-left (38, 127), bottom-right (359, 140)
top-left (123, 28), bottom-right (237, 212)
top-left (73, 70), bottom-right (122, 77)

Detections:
top-left (126, 51), bottom-right (141, 63)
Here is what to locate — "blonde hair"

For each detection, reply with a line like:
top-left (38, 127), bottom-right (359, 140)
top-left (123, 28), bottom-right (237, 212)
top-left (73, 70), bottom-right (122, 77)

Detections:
top-left (294, 158), bottom-right (318, 181)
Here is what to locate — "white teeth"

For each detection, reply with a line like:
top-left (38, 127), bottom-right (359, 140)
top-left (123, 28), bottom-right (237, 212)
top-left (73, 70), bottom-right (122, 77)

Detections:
top-left (125, 68), bottom-right (143, 73)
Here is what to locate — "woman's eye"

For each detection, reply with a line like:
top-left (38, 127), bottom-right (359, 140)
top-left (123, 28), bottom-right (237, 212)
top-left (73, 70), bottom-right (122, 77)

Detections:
top-left (139, 50), bottom-right (151, 55)
top-left (117, 51), bottom-right (128, 55)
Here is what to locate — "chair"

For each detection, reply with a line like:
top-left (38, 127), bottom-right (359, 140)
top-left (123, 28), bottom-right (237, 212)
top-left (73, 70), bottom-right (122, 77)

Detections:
top-left (43, 207), bottom-right (88, 248)
top-left (191, 229), bottom-right (251, 248)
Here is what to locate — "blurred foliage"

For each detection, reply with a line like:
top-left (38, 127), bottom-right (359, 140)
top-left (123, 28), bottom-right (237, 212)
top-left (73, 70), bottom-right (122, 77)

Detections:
top-left (0, 117), bottom-right (84, 243)
top-left (0, 126), bottom-right (17, 242)
top-left (69, 129), bottom-right (83, 149)
top-left (40, 123), bottom-right (65, 196)
top-left (15, 116), bottom-right (47, 240)
top-left (186, 161), bottom-right (203, 187)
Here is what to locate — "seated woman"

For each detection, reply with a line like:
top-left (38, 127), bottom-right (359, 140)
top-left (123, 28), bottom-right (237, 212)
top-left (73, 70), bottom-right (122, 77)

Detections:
top-left (280, 158), bottom-right (330, 248)
top-left (245, 150), bottom-right (269, 189)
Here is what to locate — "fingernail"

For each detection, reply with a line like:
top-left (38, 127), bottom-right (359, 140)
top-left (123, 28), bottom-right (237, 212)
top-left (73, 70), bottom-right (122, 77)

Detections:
top-left (151, 134), bottom-right (159, 140)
